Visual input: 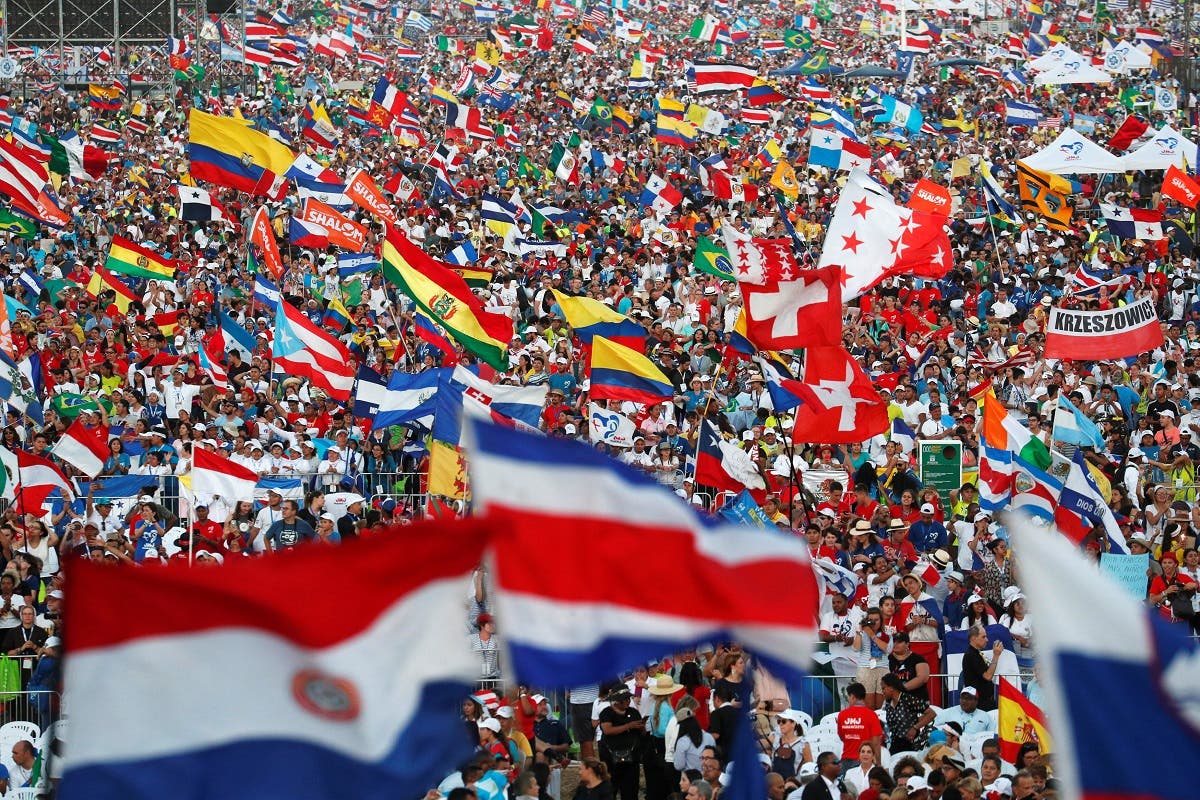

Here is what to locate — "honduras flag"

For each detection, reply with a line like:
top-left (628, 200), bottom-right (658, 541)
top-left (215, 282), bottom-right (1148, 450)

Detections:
top-left (372, 368), bottom-right (450, 430)
top-left (1004, 101), bottom-right (1043, 127)
top-left (220, 310), bottom-right (258, 358)
top-left (253, 274), bottom-right (280, 308)
top-left (59, 525), bottom-right (486, 800)
top-left (1011, 517), bottom-right (1200, 800)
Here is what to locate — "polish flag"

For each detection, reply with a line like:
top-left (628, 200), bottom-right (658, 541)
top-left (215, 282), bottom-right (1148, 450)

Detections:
top-left (192, 448), bottom-right (259, 504)
top-left (52, 419), bottom-right (109, 478)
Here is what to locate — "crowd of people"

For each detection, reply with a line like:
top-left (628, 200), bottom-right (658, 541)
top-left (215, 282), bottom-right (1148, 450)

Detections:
top-left (0, 0), bottom-right (1196, 796)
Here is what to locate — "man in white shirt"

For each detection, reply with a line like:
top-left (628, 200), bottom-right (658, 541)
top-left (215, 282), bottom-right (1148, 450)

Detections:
top-left (819, 593), bottom-right (861, 680)
top-left (162, 368), bottom-right (201, 421)
top-left (250, 489), bottom-right (285, 552)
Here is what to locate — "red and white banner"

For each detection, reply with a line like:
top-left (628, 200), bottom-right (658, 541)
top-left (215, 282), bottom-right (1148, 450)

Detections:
top-left (1043, 296), bottom-right (1164, 360)
top-left (345, 169), bottom-right (400, 228)
top-left (299, 198), bottom-right (367, 252)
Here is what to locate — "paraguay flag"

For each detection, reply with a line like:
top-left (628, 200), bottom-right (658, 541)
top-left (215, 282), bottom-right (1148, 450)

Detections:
top-left (59, 523), bottom-right (490, 799)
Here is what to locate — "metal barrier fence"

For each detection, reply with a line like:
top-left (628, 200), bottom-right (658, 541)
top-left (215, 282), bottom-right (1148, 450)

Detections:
top-left (0, 690), bottom-right (62, 740)
top-left (69, 470), bottom-right (430, 526)
top-left (789, 673), bottom-right (1027, 722)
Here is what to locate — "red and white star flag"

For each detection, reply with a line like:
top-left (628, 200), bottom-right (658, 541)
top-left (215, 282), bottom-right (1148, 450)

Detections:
top-left (817, 170), bottom-right (953, 298)
top-left (739, 265), bottom-right (844, 350)
top-left (721, 223), bottom-right (801, 284)
top-left (789, 345), bottom-right (890, 444)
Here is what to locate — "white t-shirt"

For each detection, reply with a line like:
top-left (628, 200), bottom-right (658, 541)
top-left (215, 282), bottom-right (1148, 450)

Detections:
top-left (820, 607), bottom-right (863, 668)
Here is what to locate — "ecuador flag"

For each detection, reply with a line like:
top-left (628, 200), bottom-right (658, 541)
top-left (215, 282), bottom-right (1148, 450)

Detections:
top-left (998, 678), bottom-right (1053, 763)
top-left (381, 228), bottom-right (512, 369)
top-left (104, 237), bottom-right (176, 281)
top-left (187, 108), bottom-right (295, 197)
top-left (588, 336), bottom-right (674, 405)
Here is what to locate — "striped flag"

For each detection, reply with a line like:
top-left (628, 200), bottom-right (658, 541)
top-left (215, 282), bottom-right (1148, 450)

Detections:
top-left (0, 135), bottom-right (48, 209)
top-left (52, 419), bottom-right (109, 478)
top-left (89, 123), bottom-right (122, 144)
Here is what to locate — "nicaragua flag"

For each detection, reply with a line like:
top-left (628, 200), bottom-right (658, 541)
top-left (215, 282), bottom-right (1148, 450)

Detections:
top-left (1052, 395), bottom-right (1105, 449)
top-left (60, 523), bottom-right (486, 800)
top-left (444, 240), bottom-right (478, 266)
top-left (1011, 516), bottom-right (1200, 800)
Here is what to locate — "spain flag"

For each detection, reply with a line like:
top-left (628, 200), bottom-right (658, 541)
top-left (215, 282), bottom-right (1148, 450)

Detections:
top-left (998, 678), bottom-right (1053, 763)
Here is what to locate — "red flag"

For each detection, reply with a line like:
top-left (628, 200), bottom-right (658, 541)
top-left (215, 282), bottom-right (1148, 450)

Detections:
top-left (51, 419), bottom-right (109, 478)
top-left (192, 447), bottom-right (261, 503)
top-left (345, 168), bottom-right (400, 227)
top-left (250, 206), bottom-right (284, 279)
top-left (299, 198), bottom-right (367, 252)
top-left (1108, 115), bottom-right (1149, 151)
top-left (1162, 164), bottom-right (1200, 209)
top-left (790, 346), bottom-right (889, 444)
top-left (906, 178), bottom-right (952, 216)
top-left (740, 266), bottom-right (844, 349)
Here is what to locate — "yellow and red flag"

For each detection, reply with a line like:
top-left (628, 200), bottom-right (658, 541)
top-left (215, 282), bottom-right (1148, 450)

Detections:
top-left (998, 677), bottom-right (1053, 763)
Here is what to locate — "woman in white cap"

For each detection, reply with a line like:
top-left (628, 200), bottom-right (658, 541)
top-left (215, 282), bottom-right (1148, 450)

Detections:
top-left (1000, 591), bottom-right (1034, 673)
top-left (959, 593), bottom-right (998, 630)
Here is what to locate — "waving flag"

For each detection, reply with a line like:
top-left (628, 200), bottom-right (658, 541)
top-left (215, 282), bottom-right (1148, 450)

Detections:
top-left (551, 289), bottom-right (644, 350)
top-left (0, 135), bottom-right (50, 211)
top-left (465, 420), bottom-right (819, 685)
top-left (105, 236), bottom-right (176, 281)
top-left (1052, 395), bottom-right (1105, 448)
top-left (192, 447), bottom-right (259, 502)
top-left (740, 267), bottom-right (843, 350)
top-left (382, 228), bottom-right (512, 369)
top-left (695, 420), bottom-right (767, 495)
top-left (982, 392), bottom-right (1051, 468)
top-left (1010, 516), bottom-right (1199, 800)
top-left (372, 368), bottom-right (452, 430)
top-left (998, 678), bottom-right (1053, 763)
top-left (17, 449), bottom-right (75, 507)
top-left (60, 522), bottom-right (487, 800)
top-left (272, 301), bottom-right (355, 400)
top-left (52, 419), bottom-right (109, 478)
top-left (588, 336), bottom-right (674, 405)
top-left (789, 346), bottom-right (889, 444)
top-left (187, 108), bottom-right (293, 198)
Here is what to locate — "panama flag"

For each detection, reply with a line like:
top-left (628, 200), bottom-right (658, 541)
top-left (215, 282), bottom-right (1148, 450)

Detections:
top-left (1010, 515), bottom-right (1200, 800)
top-left (272, 301), bottom-right (355, 400)
top-left (192, 447), bottom-right (259, 503)
top-left (465, 419), bottom-right (820, 687)
top-left (51, 418), bottom-right (109, 478)
top-left (60, 521), bottom-right (488, 799)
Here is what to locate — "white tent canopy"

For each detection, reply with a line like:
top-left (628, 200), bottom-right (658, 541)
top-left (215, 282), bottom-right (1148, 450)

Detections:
top-left (1021, 129), bottom-right (1126, 174)
top-left (1116, 126), bottom-right (1199, 171)
top-left (1028, 44), bottom-right (1083, 72)
top-left (1034, 59), bottom-right (1113, 85)
top-left (1102, 41), bottom-right (1153, 73)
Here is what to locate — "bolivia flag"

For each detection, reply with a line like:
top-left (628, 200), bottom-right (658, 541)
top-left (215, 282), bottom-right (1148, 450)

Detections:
top-left (587, 336), bottom-right (674, 405)
top-left (105, 236), bottom-right (176, 281)
top-left (982, 392), bottom-right (1050, 469)
top-left (382, 228), bottom-right (512, 369)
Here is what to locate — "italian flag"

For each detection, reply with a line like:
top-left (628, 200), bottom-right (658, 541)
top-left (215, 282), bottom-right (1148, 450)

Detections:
top-left (688, 14), bottom-right (721, 42)
top-left (51, 419), bottom-right (109, 478)
top-left (982, 392), bottom-right (1051, 469)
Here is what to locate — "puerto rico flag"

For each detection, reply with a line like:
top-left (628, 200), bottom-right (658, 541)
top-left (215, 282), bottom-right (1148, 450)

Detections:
top-left (60, 522), bottom-right (489, 800)
top-left (271, 300), bottom-right (355, 400)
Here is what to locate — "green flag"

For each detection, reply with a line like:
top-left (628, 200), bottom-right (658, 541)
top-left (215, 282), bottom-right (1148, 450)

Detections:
top-left (50, 393), bottom-right (112, 420)
top-left (815, 0), bottom-right (833, 20)
top-left (0, 209), bottom-right (36, 240)
top-left (693, 236), bottom-right (734, 281)
top-left (783, 29), bottom-right (814, 49)
top-left (530, 206), bottom-right (552, 238)
top-left (798, 52), bottom-right (830, 75)
top-left (590, 98), bottom-right (613, 121)
top-left (342, 277), bottom-right (363, 307)
top-left (40, 133), bottom-right (69, 176)
top-left (517, 155), bottom-right (541, 179)
top-left (274, 73), bottom-right (294, 101)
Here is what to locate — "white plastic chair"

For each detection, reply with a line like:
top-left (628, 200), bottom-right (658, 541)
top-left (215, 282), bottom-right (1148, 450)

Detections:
top-left (960, 731), bottom-right (991, 760)
top-left (887, 750), bottom-right (921, 769)
top-left (7, 788), bottom-right (39, 800)
top-left (808, 733), bottom-right (842, 758)
top-left (819, 712), bottom-right (841, 729)
top-left (0, 721), bottom-right (38, 768)
top-left (38, 718), bottom-right (64, 752)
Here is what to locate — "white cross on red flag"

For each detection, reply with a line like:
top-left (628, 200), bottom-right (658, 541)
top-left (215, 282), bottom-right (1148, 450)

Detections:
top-left (817, 169), bottom-right (954, 298)
top-left (739, 265), bottom-right (844, 350)
top-left (789, 345), bottom-right (890, 444)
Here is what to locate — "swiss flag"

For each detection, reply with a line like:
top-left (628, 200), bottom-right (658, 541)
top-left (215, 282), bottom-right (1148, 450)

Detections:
top-left (1162, 164), bottom-right (1200, 209)
top-left (790, 346), bottom-right (889, 444)
top-left (740, 266), bottom-right (843, 350)
top-left (694, 420), bottom-right (767, 500)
